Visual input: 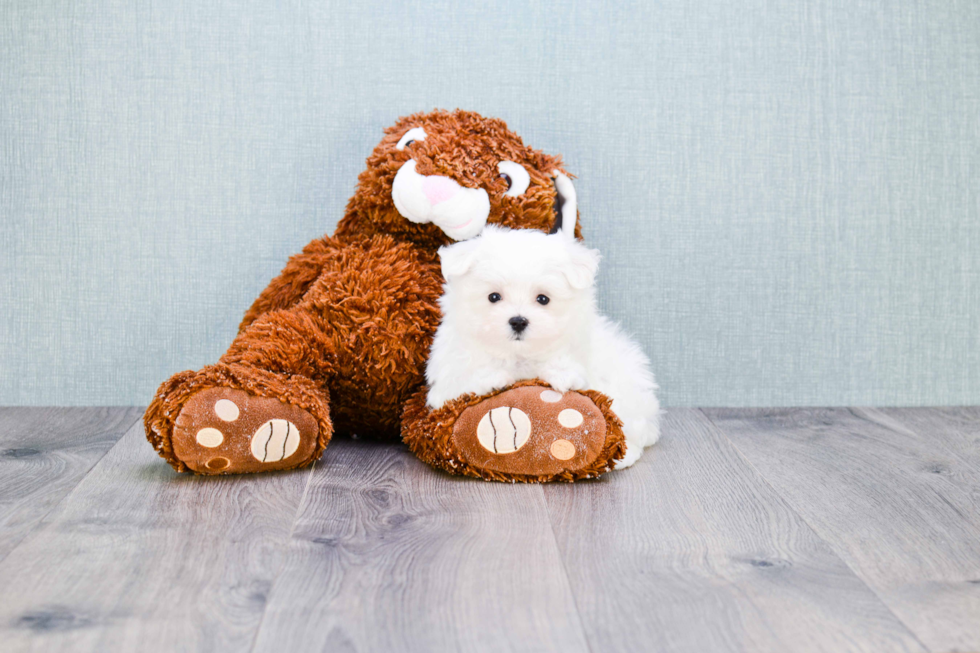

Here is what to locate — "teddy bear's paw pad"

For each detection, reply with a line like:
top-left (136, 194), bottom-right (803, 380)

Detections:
top-left (476, 407), bottom-right (532, 453)
top-left (172, 388), bottom-right (318, 474)
top-left (452, 386), bottom-right (607, 478)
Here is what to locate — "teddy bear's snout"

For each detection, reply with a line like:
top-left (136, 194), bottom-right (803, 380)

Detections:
top-left (391, 159), bottom-right (490, 241)
top-left (421, 176), bottom-right (460, 206)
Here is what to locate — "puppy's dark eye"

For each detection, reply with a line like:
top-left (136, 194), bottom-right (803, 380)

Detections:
top-left (403, 140), bottom-right (415, 148)
top-left (489, 293), bottom-right (502, 303)
top-left (499, 173), bottom-right (512, 191)
top-left (536, 294), bottom-right (550, 305)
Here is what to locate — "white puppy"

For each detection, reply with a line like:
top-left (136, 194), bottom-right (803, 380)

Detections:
top-left (426, 176), bottom-right (660, 468)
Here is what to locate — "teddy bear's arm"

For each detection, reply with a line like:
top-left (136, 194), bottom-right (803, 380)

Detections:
top-left (238, 236), bottom-right (338, 332)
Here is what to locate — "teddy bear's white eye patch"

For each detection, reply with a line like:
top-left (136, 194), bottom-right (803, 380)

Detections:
top-left (497, 161), bottom-right (531, 197)
top-left (396, 127), bottom-right (427, 151)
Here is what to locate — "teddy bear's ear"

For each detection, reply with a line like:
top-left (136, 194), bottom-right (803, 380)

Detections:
top-left (439, 239), bottom-right (482, 280)
top-left (563, 245), bottom-right (600, 289)
top-left (550, 171), bottom-right (578, 241)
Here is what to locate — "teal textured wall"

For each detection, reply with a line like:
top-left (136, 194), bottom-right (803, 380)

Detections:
top-left (1, 0), bottom-right (978, 406)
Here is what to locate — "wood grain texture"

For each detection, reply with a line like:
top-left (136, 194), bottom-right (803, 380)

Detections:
top-left (252, 437), bottom-right (590, 653)
top-left (704, 407), bottom-right (980, 653)
top-left (0, 407), bottom-right (142, 564)
top-left (544, 408), bottom-right (925, 653)
top-left (0, 418), bottom-right (314, 652)
top-left (3, 407), bottom-right (979, 653)
top-left (875, 407), bottom-right (980, 472)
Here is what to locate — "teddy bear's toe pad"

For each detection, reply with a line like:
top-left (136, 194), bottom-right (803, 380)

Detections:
top-left (172, 388), bottom-right (318, 474)
top-left (453, 387), bottom-right (607, 477)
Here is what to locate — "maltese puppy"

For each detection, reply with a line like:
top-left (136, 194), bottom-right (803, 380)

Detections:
top-left (426, 175), bottom-right (660, 468)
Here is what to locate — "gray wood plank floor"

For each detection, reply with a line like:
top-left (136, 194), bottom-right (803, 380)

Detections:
top-left (703, 408), bottom-right (980, 653)
top-left (253, 437), bottom-right (589, 653)
top-left (0, 407), bottom-right (976, 653)
top-left (544, 409), bottom-right (925, 653)
top-left (0, 407), bottom-right (142, 564)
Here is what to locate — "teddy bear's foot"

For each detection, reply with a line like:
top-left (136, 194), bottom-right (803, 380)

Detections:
top-left (402, 380), bottom-right (626, 482)
top-left (452, 387), bottom-right (612, 477)
top-left (171, 387), bottom-right (320, 474)
top-left (145, 363), bottom-right (333, 474)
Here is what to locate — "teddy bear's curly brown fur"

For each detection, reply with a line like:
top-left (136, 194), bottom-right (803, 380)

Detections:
top-left (144, 109), bottom-right (624, 481)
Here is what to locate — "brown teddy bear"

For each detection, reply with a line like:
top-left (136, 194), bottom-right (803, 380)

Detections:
top-left (144, 109), bottom-right (626, 482)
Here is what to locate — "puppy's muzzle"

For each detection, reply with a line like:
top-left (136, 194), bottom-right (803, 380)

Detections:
top-left (508, 316), bottom-right (529, 335)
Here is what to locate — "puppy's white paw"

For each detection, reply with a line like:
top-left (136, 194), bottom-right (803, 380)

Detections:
top-left (478, 370), bottom-right (519, 395)
top-left (614, 442), bottom-right (644, 469)
top-left (542, 370), bottom-right (589, 395)
top-left (426, 387), bottom-right (452, 410)
top-left (428, 369), bottom-right (516, 409)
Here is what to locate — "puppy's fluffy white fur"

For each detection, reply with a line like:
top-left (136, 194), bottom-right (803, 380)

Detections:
top-left (426, 220), bottom-right (661, 469)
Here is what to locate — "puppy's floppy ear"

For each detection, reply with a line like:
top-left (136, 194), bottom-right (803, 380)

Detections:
top-left (439, 239), bottom-right (482, 280)
top-left (562, 245), bottom-right (600, 289)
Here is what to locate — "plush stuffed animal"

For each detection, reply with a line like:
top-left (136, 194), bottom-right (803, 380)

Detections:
top-left (145, 109), bottom-right (626, 482)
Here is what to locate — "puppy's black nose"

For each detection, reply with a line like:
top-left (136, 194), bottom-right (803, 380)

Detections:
top-left (509, 316), bottom-right (529, 334)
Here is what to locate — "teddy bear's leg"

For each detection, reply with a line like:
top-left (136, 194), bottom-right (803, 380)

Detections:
top-left (145, 309), bottom-right (336, 474)
top-left (401, 380), bottom-right (627, 483)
